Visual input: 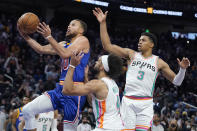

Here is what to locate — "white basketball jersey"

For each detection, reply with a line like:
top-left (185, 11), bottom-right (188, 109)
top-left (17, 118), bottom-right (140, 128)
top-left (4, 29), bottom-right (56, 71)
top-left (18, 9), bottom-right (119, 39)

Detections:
top-left (92, 77), bottom-right (124, 130)
top-left (125, 52), bottom-right (159, 97)
top-left (36, 111), bottom-right (54, 131)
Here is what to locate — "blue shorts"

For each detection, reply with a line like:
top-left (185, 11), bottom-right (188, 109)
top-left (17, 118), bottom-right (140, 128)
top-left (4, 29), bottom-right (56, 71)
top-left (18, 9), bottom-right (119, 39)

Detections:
top-left (47, 83), bottom-right (86, 123)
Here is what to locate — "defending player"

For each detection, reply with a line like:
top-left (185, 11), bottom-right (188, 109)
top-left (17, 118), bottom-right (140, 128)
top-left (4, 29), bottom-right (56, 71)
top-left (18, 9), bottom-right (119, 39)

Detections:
top-left (62, 52), bottom-right (125, 131)
top-left (93, 7), bottom-right (190, 130)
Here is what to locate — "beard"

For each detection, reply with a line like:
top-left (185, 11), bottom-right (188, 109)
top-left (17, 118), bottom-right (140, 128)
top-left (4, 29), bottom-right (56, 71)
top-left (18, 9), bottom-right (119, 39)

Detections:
top-left (66, 32), bottom-right (77, 39)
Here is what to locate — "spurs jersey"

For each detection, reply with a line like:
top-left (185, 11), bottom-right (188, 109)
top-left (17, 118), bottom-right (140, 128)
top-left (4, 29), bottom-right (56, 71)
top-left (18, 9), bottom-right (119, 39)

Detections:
top-left (36, 111), bottom-right (54, 131)
top-left (92, 77), bottom-right (124, 130)
top-left (125, 52), bottom-right (159, 97)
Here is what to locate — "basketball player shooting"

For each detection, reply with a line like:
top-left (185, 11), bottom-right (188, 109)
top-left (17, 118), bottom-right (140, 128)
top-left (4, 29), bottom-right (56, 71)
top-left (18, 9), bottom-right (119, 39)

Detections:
top-left (17, 18), bottom-right (90, 131)
top-left (93, 7), bottom-right (190, 131)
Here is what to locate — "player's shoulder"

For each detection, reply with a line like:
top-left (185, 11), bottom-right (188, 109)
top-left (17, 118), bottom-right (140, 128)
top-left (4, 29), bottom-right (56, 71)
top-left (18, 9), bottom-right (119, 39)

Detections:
top-left (75, 36), bottom-right (89, 44)
top-left (11, 108), bottom-right (19, 118)
top-left (158, 58), bottom-right (169, 70)
top-left (73, 36), bottom-right (90, 52)
top-left (158, 58), bottom-right (166, 64)
top-left (126, 49), bottom-right (136, 59)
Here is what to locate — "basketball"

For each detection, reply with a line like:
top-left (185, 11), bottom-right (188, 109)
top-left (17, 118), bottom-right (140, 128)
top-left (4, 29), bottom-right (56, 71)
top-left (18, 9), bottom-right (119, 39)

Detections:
top-left (18, 12), bottom-right (40, 34)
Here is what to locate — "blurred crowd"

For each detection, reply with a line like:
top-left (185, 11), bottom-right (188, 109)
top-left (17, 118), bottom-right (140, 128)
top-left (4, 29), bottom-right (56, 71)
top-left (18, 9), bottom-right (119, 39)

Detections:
top-left (0, 11), bottom-right (197, 131)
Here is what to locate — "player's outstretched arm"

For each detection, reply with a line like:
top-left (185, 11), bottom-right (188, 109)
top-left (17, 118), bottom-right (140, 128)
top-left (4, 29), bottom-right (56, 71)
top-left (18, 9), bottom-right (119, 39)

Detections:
top-left (62, 51), bottom-right (100, 96)
top-left (17, 22), bottom-right (57, 55)
top-left (93, 7), bottom-right (134, 59)
top-left (159, 57), bottom-right (190, 86)
top-left (37, 22), bottom-right (89, 59)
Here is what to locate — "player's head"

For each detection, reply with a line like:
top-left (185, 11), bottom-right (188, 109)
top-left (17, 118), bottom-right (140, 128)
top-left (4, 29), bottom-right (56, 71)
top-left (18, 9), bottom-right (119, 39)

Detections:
top-left (138, 32), bottom-right (157, 52)
top-left (94, 54), bottom-right (123, 79)
top-left (22, 96), bottom-right (30, 105)
top-left (66, 19), bottom-right (87, 39)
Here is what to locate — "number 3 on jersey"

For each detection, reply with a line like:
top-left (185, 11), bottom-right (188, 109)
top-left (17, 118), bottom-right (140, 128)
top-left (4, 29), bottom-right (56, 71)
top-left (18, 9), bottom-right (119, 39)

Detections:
top-left (137, 71), bottom-right (145, 80)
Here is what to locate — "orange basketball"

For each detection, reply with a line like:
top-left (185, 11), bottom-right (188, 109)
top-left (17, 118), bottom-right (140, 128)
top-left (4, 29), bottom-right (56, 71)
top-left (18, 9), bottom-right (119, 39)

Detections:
top-left (18, 12), bottom-right (40, 34)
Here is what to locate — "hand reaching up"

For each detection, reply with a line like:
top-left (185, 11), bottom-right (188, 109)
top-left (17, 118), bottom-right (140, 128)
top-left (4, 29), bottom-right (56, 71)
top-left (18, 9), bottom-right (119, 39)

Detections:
top-left (93, 7), bottom-right (108, 23)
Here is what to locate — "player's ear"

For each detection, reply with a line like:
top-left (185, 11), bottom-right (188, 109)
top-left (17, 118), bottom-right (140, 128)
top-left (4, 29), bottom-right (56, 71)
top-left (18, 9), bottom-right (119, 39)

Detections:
top-left (79, 27), bottom-right (84, 35)
top-left (150, 42), bottom-right (154, 48)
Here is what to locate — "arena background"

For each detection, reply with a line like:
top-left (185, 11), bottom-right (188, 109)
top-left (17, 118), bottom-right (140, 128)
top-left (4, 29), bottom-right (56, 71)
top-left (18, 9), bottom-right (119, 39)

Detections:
top-left (0, 0), bottom-right (197, 131)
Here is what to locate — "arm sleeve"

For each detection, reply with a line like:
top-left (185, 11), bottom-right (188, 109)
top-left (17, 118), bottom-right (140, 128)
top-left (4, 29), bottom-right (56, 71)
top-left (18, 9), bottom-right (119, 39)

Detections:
top-left (172, 68), bottom-right (186, 86)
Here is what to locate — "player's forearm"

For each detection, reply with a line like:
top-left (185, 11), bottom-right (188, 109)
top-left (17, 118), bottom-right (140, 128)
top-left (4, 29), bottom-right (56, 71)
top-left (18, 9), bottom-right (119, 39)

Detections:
top-left (172, 67), bottom-right (186, 86)
top-left (26, 38), bottom-right (44, 54)
top-left (62, 66), bottom-right (75, 95)
top-left (47, 36), bottom-right (69, 58)
top-left (100, 22), bottom-right (113, 52)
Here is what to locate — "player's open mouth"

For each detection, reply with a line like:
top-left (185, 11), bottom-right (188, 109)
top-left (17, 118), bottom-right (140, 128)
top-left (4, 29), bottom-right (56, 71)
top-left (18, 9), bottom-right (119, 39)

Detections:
top-left (67, 29), bottom-right (70, 33)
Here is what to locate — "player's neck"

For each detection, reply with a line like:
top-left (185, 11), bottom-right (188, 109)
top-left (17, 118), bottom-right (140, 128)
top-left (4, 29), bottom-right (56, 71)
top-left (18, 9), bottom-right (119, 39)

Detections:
top-left (70, 34), bottom-right (82, 43)
top-left (97, 71), bottom-right (107, 79)
top-left (141, 50), bottom-right (152, 58)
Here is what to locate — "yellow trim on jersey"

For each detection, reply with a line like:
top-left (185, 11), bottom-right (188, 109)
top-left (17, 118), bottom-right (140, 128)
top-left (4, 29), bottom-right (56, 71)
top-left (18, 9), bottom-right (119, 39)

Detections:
top-left (59, 80), bottom-right (84, 86)
top-left (16, 107), bottom-right (22, 118)
top-left (16, 108), bottom-right (20, 118)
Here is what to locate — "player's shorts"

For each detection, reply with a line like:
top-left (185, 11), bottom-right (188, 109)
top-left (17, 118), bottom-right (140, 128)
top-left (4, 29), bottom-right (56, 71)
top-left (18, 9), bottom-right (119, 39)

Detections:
top-left (120, 96), bottom-right (153, 131)
top-left (46, 81), bottom-right (86, 125)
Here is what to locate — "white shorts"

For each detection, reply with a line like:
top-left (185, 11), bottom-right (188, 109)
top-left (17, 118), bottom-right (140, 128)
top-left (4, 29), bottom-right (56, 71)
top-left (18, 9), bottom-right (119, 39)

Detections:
top-left (120, 96), bottom-right (153, 130)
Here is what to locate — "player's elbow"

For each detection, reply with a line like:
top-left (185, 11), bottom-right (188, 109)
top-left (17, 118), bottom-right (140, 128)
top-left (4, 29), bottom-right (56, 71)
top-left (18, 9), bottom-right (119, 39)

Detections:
top-left (103, 44), bottom-right (110, 51)
top-left (62, 87), bottom-right (74, 95)
top-left (36, 46), bottom-right (45, 55)
top-left (103, 44), bottom-right (114, 53)
top-left (62, 88), bottom-right (69, 95)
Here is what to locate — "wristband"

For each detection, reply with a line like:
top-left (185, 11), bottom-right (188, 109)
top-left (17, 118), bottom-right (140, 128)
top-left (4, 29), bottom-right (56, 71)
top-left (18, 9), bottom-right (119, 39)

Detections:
top-left (45, 35), bottom-right (52, 40)
top-left (69, 64), bottom-right (75, 68)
